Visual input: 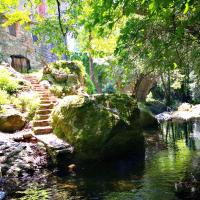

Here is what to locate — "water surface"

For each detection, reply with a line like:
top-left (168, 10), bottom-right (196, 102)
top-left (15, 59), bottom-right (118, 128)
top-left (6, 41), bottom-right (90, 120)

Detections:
top-left (10, 120), bottom-right (200, 200)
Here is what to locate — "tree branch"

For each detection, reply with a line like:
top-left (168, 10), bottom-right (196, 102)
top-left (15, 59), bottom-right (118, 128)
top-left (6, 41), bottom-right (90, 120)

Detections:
top-left (55, 0), bottom-right (66, 38)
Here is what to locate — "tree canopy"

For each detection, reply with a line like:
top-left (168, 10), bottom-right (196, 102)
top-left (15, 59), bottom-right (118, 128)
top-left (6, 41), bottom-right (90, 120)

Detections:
top-left (1, 0), bottom-right (200, 104)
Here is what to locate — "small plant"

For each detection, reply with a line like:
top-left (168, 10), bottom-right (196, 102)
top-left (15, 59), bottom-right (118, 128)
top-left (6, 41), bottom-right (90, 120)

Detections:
top-left (0, 89), bottom-right (10, 105)
top-left (85, 74), bottom-right (95, 94)
top-left (50, 85), bottom-right (63, 97)
top-left (0, 68), bottom-right (19, 94)
top-left (102, 83), bottom-right (116, 94)
top-left (13, 91), bottom-right (40, 120)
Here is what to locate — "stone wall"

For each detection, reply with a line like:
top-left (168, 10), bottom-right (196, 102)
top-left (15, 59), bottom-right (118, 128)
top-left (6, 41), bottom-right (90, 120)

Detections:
top-left (0, 17), bottom-right (41, 69)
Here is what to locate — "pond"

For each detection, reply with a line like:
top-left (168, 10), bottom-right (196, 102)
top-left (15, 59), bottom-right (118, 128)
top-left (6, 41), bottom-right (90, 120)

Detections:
top-left (8, 120), bottom-right (200, 200)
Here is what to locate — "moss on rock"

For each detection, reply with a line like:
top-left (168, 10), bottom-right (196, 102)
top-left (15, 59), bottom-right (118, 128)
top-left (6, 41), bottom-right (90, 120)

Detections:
top-left (51, 94), bottom-right (144, 160)
top-left (43, 60), bottom-right (87, 97)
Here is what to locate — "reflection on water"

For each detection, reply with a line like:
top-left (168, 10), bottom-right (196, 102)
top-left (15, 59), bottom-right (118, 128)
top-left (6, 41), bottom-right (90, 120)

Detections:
top-left (9, 120), bottom-right (200, 200)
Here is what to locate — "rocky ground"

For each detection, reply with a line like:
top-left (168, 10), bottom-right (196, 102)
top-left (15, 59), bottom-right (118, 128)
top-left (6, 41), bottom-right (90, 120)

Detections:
top-left (0, 128), bottom-right (73, 199)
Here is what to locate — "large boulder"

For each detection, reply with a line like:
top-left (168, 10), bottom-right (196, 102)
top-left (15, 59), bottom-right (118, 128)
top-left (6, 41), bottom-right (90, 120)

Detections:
top-left (137, 103), bottom-right (159, 128)
top-left (0, 106), bottom-right (26, 132)
top-left (51, 94), bottom-right (144, 161)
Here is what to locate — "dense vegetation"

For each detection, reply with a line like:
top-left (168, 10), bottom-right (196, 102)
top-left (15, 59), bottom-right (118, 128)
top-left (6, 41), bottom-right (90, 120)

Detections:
top-left (0, 67), bottom-right (39, 119)
top-left (1, 0), bottom-right (200, 107)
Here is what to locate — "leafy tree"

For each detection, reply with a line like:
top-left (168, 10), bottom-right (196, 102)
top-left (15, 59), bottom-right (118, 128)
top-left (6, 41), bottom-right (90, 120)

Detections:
top-left (83, 0), bottom-right (200, 104)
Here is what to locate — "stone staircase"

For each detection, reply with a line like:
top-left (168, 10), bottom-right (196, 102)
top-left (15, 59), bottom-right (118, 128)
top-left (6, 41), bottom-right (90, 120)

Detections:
top-left (25, 75), bottom-right (57, 135)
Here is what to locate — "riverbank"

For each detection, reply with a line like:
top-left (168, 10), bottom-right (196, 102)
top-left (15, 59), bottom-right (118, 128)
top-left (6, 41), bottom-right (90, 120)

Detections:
top-left (156, 103), bottom-right (200, 122)
top-left (0, 128), bottom-right (73, 199)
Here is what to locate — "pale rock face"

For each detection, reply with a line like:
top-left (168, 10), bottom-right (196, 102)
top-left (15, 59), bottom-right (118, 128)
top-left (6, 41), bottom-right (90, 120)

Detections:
top-left (40, 80), bottom-right (51, 89)
top-left (0, 16), bottom-right (56, 69)
top-left (178, 103), bottom-right (192, 112)
top-left (156, 103), bottom-right (200, 122)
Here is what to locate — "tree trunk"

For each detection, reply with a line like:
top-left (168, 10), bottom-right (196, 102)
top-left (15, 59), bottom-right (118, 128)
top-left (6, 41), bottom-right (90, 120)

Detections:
top-left (135, 74), bottom-right (157, 102)
top-left (161, 71), bottom-right (171, 106)
top-left (56, 0), bottom-right (68, 59)
top-left (166, 69), bottom-right (171, 106)
top-left (185, 66), bottom-right (191, 102)
top-left (88, 31), bottom-right (101, 93)
top-left (89, 53), bottom-right (95, 85)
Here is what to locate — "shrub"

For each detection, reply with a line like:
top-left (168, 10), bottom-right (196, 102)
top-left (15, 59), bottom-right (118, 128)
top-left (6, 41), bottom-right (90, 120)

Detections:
top-left (50, 85), bottom-right (63, 97)
top-left (13, 91), bottom-right (40, 120)
top-left (49, 60), bottom-right (85, 80)
top-left (85, 74), bottom-right (95, 94)
top-left (0, 68), bottom-right (19, 94)
top-left (0, 89), bottom-right (10, 105)
top-left (102, 83), bottom-right (116, 94)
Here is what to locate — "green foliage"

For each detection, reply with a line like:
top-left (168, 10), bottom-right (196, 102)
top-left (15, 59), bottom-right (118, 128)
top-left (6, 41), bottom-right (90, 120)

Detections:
top-left (102, 83), bottom-right (116, 94)
top-left (2, 10), bottom-right (30, 27)
top-left (0, 89), bottom-right (9, 105)
top-left (85, 74), bottom-right (95, 94)
top-left (49, 60), bottom-right (85, 80)
top-left (13, 92), bottom-right (40, 120)
top-left (0, 0), bottom-right (31, 26)
top-left (70, 52), bottom-right (90, 73)
top-left (32, 17), bottom-right (69, 58)
top-left (2, 0), bottom-right (200, 104)
top-left (50, 84), bottom-right (63, 98)
top-left (0, 68), bottom-right (19, 94)
top-left (84, 0), bottom-right (200, 104)
top-left (43, 60), bottom-right (88, 97)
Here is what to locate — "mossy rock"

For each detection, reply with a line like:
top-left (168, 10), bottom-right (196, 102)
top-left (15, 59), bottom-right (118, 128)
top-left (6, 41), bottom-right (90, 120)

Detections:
top-left (137, 103), bottom-right (159, 129)
top-left (49, 60), bottom-right (85, 81)
top-left (43, 60), bottom-right (86, 96)
top-left (51, 94), bottom-right (144, 161)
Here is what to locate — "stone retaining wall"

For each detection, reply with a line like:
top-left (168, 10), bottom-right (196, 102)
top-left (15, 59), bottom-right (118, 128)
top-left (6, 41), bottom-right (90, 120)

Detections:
top-left (0, 17), bottom-right (41, 69)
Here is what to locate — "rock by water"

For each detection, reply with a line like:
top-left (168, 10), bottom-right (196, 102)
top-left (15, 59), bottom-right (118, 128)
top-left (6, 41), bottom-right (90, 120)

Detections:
top-left (156, 103), bottom-right (200, 122)
top-left (51, 94), bottom-right (145, 160)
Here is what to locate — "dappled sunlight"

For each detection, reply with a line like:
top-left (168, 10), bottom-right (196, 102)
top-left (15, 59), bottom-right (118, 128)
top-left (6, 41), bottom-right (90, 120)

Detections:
top-left (1, 0), bottom-right (200, 199)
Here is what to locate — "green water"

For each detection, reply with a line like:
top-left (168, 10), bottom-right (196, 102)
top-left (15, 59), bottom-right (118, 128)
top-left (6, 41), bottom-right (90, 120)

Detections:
top-left (10, 121), bottom-right (200, 200)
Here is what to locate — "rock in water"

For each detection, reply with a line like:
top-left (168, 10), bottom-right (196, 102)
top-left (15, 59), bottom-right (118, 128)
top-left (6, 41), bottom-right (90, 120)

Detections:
top-left (52, 94), bottom-right (144, 160)
top-left (0, 108), bottom-right (26, 133)
top-left (137, 103), bottom-right (159, 128)
top-left (0, 191), bottom-right (6, 200)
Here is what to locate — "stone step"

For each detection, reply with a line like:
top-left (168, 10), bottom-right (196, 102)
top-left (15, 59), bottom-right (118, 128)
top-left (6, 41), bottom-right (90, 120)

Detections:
top-left (33, 85), bottom-right (43, 88)
top-left (33, 119), bottom-right (50, 127)
top-left (32, 86), bottom-right (41, 88)
top-left (36, 109), bottom-right (52, 115)
top-left (26, 79), bottom-right (38, 82)
top-left (32, 85), bottom-right (40, 87)
top-left (40, 97), bottom-right (50, 101)
top-left (37, 91), bottom-right (50, 94)
top-left (39, 95), bottom-right (51, 99)
top-left (34, 90), bottom-right (43, 92)
top-left (33, 126), bottom-right (53, 135)
top-left (35, 90), bottom-right (48, 93)
top-left (39, 103), bottom-right (54, 109)
top-left (39, 92), bottom-right (51, 95)
top-left (38, 114), bottom-right (50, 120)
top-left (31, 83), bottom-right (40, 85)
top-left (40, 100), bottom-right (53, 104)
top-left (30, 81), bottom-right (39, 84)
top-left (40, 101), bottom-right (56, 105)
